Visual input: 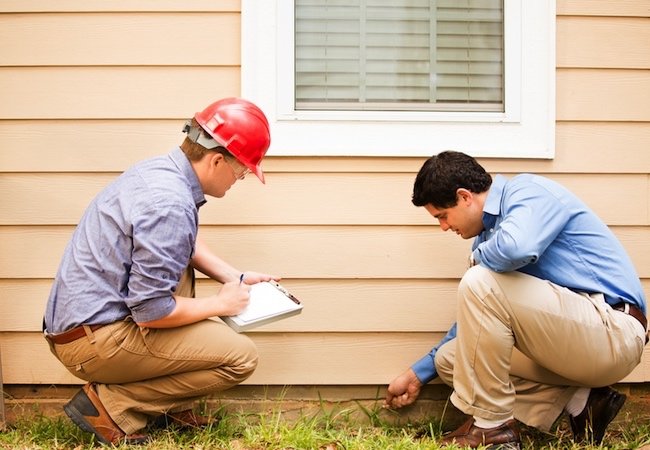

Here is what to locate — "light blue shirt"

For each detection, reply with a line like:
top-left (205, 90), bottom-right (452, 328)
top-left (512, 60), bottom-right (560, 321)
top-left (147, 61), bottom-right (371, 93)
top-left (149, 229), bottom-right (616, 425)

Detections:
top-left (412, 174), bottom-right (646, 384)
top-left (44, 147), bottom-right (206, 333)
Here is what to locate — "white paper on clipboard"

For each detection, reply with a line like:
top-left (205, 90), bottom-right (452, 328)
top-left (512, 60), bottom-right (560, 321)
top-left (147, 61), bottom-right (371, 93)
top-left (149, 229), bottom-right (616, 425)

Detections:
top-left (221, 281), bottom-right (303, 332)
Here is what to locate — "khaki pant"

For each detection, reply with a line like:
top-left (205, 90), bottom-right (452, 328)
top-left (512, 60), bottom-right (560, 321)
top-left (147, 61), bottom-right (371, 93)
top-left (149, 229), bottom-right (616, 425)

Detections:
top-left (435, 265), bottom-right (646, 431)
top-left (47, 268), bottom-right (258, 434)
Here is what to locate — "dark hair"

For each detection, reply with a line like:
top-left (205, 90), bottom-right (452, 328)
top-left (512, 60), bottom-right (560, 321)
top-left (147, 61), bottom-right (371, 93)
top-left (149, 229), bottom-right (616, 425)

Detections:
top-left (412, 151), bottom-right (492, 208)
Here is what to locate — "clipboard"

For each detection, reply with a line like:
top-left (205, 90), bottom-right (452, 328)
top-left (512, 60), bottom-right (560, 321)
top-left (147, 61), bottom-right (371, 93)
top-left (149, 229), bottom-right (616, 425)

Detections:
top-left (222, 281), bottom-right (303, 332)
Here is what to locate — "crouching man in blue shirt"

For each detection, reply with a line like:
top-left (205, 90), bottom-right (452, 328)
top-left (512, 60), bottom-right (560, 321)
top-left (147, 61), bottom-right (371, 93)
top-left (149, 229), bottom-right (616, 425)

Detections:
top-left (384, 151), bottom-right (647, 449)
top-left (44, 98), bottom-right (278, 445)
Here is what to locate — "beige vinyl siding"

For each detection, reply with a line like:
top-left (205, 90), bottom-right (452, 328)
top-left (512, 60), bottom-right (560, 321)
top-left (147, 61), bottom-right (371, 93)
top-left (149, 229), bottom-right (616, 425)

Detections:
top-left (3, 122), bottom-right (650, 174)
top-left (1, 0), bottom-right (649, 389)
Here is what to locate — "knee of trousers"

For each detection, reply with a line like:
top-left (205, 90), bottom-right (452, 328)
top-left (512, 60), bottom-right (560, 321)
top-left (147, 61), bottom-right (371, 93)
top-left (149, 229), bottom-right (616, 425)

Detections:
top-left (226, 337), bottom-right (259, 383)
top-left (434, 340), bottom-right (455, 386)
top-left (458, 265), bottom-right (496, 305)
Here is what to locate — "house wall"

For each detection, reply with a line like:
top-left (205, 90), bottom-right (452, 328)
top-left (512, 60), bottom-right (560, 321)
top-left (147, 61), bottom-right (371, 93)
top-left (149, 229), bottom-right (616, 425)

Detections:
top-left (0, 1), bottom-right (649, 387)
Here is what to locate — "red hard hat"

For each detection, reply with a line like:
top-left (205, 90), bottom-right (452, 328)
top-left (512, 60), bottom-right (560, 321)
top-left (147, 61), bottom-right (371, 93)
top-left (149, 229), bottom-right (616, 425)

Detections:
top-left (195, 97), bottom-right (271, 183)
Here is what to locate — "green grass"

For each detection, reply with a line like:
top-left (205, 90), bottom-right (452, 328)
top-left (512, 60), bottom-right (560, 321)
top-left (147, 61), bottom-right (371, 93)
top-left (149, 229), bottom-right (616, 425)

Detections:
top-left (0, 404), bottom-right (648, 450)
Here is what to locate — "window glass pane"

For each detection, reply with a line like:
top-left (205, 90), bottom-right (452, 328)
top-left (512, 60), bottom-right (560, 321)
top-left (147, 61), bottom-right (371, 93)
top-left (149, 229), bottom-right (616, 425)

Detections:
top-left (295, 0), bottom-right (504, 112)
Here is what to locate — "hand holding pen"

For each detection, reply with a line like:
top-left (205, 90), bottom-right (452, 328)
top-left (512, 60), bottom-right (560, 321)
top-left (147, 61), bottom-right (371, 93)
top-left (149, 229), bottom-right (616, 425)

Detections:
top-left (218, 276), bottom-right (251, 316)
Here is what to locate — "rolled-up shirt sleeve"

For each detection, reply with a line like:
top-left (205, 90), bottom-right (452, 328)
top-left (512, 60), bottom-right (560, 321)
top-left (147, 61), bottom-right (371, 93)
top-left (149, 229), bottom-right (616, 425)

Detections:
top-left (126, 204), bottom-right (198, 323)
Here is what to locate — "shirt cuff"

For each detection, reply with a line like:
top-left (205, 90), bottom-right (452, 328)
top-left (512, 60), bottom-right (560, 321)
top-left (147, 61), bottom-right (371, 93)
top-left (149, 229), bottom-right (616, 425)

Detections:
top-left (129, 295), bottom-right (176, 323)
top-left (411, 353), bottom-right (439, 385)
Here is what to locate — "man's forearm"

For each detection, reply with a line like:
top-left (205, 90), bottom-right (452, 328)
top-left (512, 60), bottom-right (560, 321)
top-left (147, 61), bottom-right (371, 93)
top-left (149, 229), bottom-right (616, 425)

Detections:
top-left (192, 237), bottom-right (240, 283)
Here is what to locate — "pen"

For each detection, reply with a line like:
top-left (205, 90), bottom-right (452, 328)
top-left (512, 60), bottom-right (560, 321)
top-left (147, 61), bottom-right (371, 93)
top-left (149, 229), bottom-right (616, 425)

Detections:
top-left (239, 273), bottom-right (244, 285)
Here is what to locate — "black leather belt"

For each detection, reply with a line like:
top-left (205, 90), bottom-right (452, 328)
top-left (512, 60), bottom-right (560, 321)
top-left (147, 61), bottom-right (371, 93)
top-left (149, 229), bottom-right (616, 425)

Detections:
top-left (45, 324), bottom-right (107, 345)
top-left (612, 303), bottom-right (648, 344)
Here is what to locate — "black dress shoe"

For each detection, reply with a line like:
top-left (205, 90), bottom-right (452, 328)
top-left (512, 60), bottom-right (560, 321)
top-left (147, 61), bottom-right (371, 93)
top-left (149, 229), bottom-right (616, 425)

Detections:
top-left (569, 386), bottom-right (626, 445)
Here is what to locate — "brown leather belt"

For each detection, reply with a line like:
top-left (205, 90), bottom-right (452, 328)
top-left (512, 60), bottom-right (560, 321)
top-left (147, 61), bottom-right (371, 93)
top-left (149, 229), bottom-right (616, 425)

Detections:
top-left (45, 324), bottom-right (106, 345)
top-left (612, 303), bottom-right (648, 343)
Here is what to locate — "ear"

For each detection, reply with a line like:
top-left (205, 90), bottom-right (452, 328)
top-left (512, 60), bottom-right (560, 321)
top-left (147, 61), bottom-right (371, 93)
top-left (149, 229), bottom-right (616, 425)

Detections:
top-left (208, 152), bottom-right (226, 169)
top-left (456, 188), bottom-right (473, 205)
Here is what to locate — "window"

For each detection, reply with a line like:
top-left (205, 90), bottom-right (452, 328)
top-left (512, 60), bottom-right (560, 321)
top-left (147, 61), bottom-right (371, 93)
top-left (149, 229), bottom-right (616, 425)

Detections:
top-left (242, 0), bottom-right (555, 158)
top-left (295, 1), bottom-right (504, 113)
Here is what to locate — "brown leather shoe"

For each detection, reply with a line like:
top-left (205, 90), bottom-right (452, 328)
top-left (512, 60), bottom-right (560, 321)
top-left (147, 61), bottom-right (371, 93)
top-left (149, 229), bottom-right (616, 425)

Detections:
top-left (439, 417), bottom-right (521, 449)
top-left (153, 409), bottom-right (214, 429)
top-left (63, 383), bottom-right (149, 445)
top-left (569, 386), bottom-right (626, 445)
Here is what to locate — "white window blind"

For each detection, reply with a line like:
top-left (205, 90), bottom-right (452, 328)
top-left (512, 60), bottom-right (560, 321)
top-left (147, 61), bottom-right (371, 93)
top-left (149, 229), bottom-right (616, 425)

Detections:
top-left (295, 0), bottom-right (504, 112)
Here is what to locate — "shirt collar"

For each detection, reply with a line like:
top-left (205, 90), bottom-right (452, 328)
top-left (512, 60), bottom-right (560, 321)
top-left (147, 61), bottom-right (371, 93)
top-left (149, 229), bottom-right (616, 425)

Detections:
top-left (481, 174), bottom-right (507, 231)
top-left (169, 147), bottom-right (207, 208)
top-left (483, 174), bottom-right (506, 216)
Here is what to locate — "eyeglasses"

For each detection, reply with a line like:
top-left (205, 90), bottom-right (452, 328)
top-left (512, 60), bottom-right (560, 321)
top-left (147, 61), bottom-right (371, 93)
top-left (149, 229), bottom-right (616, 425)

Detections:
top-left (226, 159), bottom-right (251, 180)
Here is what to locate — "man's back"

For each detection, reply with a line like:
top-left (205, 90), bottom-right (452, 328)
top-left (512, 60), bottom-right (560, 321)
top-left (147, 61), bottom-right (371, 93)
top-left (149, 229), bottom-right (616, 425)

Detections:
top-left (476, 173), bottom-right (645, 311)
top-left (45, 148), bottom-right (201, 332)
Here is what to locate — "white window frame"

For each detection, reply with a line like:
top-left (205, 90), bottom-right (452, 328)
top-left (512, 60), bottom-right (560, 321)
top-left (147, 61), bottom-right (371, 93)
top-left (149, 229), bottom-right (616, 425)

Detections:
top-left (242, 0), bottom-right (555, 158)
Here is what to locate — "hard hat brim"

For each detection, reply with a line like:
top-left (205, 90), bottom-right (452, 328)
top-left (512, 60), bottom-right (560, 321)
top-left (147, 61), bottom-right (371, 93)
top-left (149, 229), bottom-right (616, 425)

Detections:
top-left (251, 164), bottom-right (265, 184)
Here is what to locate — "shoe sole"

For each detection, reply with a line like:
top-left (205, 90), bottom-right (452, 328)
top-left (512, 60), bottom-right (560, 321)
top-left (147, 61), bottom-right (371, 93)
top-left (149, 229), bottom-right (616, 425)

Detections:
top-left (64, 402), bottom-right (111, 445)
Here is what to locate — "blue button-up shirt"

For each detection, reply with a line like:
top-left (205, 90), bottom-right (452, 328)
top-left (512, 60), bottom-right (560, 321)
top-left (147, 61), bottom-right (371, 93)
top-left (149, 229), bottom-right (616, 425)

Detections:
top-left (44, 147), bottom-right (206, 333)
top-left (412, 174), bottom-right (646, 384)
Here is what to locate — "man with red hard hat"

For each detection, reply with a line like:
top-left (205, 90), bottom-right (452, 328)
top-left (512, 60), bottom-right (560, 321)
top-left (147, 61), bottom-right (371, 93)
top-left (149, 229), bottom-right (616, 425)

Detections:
top-left (43, 98), bottom-right (276, 445)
